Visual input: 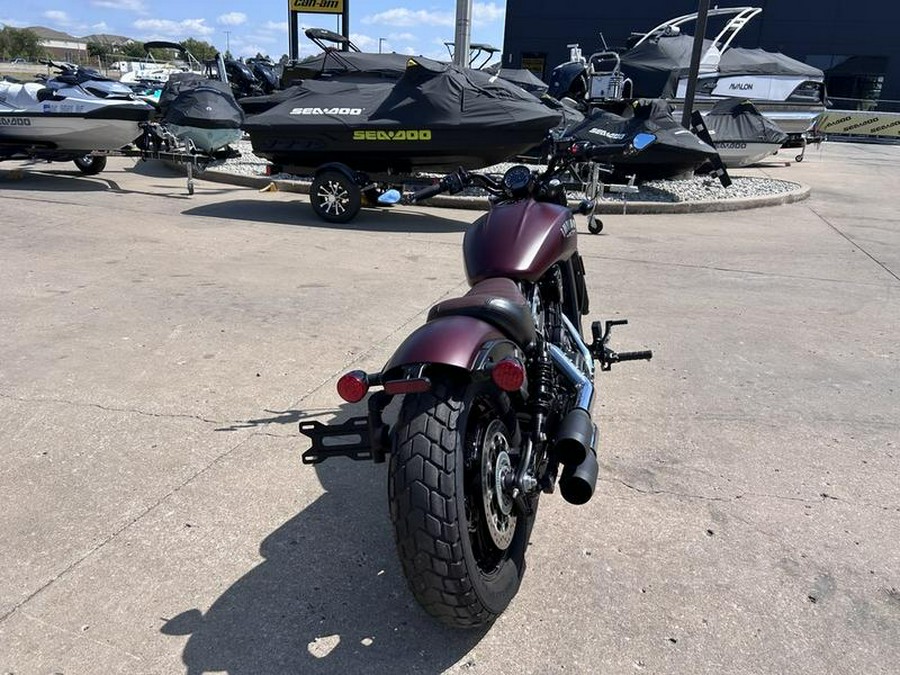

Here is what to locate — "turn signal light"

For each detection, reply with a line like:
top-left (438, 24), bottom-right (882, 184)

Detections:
top-left (491, 358), bottom-right (526, 392)
top-left (337, 370), bottom-right (369, 403)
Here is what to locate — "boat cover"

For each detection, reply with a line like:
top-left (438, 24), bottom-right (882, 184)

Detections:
top-left (705, 98), bottom-right (788, 144)
top-left (159, 73), bottom-right (244, 129)
top-left (620, 34), bottom-right (823, 98)
top-left (483, 65), bottom-right (549, 96)
top-left (567, 98), bottom-right (718, 178)
top-left (291, 52), bottom-right (412, 81)
top-left (244, 57), bottom-right (561, 172)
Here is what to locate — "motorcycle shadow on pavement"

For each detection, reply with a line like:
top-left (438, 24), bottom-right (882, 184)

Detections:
top-left (162, 400), bottom-right (487, 674)
top-left (181, 199), bottom-right (470, 234)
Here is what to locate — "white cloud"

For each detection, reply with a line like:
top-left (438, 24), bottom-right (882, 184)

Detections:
top-left (91, 0), bottom-right (146, 12)
top-left (363, 3), bottom-right (505, 29)
top-left (217, 12), bottom-right (247, 26)
top-left (43, 10), bottom-right (69, 24)
top-left (388, 32), bottom-right (416, 42)
top-left (350, 33), bottom-right (378, 50)
top-left (235, 43), bottom-right (265, 58)
top-left (90, 21), bottom-right (110, 32)
top-left (133, 18), bottom-right (214, 39)
top-left (262, 20), bottom-right (288, 32)
top-left (474, 2), bottom-right (506, 24)
top-left (362, 8), bottom-right (453, 28)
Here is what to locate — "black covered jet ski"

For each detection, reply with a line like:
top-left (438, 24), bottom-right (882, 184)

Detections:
top-left (157, 72), bottom-right (244, 152)
top-left (567, 99), bottom-right (718, 179)
top-left (243, 57), bottom-right (562, 175)
top-left (704, 98), bottom-right (788, 167)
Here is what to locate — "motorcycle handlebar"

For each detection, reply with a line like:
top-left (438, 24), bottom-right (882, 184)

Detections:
top-left (407, 168), bottom-right (473, 203)
top-left (408, 182), bottom-right (445, 203)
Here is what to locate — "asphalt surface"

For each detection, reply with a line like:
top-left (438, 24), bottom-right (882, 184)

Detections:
top-left (0, 143), bottom-right (898, 674)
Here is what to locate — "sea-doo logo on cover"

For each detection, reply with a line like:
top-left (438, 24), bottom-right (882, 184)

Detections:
top-left (729, 83), bottom-right (754, 91)
top-left (289, 107), bottom-right (363, 115)
top-left (588, 127), bottom-right (626, 140)
top-left (0, 117), bottom-right (30, 126)
top-left (353, 130), bottom-right (432, 141)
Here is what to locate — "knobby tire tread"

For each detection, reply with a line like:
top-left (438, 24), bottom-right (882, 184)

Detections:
top-left (388, 379), bottom-right (497, 628)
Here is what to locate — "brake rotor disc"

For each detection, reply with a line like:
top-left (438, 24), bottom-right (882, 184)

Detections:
top-left (480, 419), bottom-right (517, 550)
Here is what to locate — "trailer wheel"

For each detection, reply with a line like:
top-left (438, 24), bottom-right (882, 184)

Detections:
top-left (73, 155), bottom-right (107, 176)
top-left (587, 214), bottom-right (604, 234)
top-left (310, 170), bottom-right (361, 223)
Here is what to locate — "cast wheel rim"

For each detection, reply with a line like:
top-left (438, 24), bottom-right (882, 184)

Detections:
top-left (316, 179), bottom-right (350, 216)
top-left (479, 419), bottom-right (517, 551)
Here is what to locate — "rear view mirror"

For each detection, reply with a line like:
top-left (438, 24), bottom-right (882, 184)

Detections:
top-left (377, 189), bottom-right (401, 205)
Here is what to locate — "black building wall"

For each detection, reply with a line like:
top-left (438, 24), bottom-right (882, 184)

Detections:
top-left (503, 0), bottom-right (900, 107)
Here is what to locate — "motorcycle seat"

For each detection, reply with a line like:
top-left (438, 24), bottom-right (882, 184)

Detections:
top-left (427, 277), bottom-right (536, 349)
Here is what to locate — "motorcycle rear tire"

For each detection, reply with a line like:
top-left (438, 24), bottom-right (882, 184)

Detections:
top-left (389, 376), bottom-right (536, 628)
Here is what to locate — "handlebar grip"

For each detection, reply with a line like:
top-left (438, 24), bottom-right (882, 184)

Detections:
top-left (616, 350), bottom-right (653, 362)
top-left (409, 182), bottom-right (444, 203)
top-left (586, 143), bottom-right (628, 159)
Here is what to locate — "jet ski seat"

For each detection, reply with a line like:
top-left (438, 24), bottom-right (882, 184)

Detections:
top-left (0, 82), bottom-right (46, 108)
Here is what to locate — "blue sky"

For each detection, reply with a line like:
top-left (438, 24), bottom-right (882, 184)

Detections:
top-left (1, 1), bottom-right (507, 61)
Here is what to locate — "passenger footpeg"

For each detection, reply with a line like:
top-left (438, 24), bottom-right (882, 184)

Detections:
top-left (589, 319), bottom-right (653, 371)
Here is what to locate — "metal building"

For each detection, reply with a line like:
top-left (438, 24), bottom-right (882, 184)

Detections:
top-left (502, 1), bottom-right (899, 110)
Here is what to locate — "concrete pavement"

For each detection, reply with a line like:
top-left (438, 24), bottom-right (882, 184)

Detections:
top-left (0, 142), bottom-right (897, 673)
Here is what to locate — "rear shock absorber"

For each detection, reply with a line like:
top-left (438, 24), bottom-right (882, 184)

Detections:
top-left (530, 340), bottom-right (555, 443)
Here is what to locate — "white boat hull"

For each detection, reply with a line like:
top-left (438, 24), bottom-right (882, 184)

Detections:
top-left (712, 140), bottom-right (783, 167)
top-left (0, 114), bottom-right (145, 152)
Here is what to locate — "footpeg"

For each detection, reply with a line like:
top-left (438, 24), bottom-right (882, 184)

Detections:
top-left (589, 319), bottom-right (653, 371)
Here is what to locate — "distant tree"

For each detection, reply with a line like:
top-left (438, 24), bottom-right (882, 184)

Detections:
top-left (0, 26), bottom-right (43, 61)
top-left (224, 49), bottom-right (234, 61)
top-left (87, 40), bottom-right (112, 64)
top-left (181, 38), bottom-right (218, 62)
top-left (119, 41), bottom-right (147, 59)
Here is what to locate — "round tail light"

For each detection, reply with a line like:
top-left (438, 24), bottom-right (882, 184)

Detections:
top-left (337, 370), bottom-right (369, 403)
top-left (491, 358), bottom-right (526, 392)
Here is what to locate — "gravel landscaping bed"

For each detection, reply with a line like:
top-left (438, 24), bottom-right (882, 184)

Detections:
top-left (212, 138), bottom-right (803, 205)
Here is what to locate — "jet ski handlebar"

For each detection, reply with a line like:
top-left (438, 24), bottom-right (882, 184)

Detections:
top-left (556, 131), bottom-right (657, 162)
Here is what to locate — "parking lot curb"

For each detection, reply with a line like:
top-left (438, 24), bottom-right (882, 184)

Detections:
top-left (200, 169), bottom-right (810, 214)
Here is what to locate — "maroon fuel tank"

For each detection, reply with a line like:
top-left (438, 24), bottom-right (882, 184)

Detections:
top-left (464, 199), bottom-right (577, 285)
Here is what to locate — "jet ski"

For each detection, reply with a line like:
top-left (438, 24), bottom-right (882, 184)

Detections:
top-left (567, 99), bottom-right (718, 179)
top-left (0, 61), bottom-right (154, 173)
top-left (157, 72), bottom-right (244, 152)
top-left (704, 98), bottom-right (788, 167)
top-left (243, 57), bottom-right (562, 175)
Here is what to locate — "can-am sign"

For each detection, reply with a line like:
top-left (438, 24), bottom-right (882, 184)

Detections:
top-left (289, 0), bottom-right (344, 13)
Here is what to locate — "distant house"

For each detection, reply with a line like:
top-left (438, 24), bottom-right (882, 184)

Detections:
top-left (25, 26), bottom-right (133, 64)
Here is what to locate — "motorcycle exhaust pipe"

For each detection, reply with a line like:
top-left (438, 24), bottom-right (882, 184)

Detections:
top-left (545, 344), bottom-right (600, 504)
top-left (559, 447), bottom-right (599, 506)
top-left (558, 420), bottom-right (599, 505)
top-left (555, 407), bottom-right (593, 466)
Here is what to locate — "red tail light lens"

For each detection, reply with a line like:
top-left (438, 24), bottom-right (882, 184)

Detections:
top-left (337, 370), bottom-right (369, 403)
top-left (491, 358), bottom-right (526, 392)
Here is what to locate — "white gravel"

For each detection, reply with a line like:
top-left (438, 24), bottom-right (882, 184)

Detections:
top-left (214, 139), bottom-right (802, 203)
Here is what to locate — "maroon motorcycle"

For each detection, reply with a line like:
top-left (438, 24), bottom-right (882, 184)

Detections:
top-left (300, 133), bottom-right (656, 627)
